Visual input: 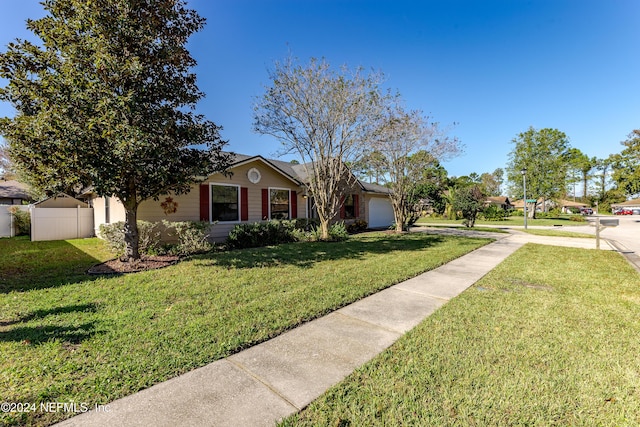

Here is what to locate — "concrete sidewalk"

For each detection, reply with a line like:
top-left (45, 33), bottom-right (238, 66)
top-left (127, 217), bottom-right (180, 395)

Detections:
top-left (55, 232), bottom-right (613, 427)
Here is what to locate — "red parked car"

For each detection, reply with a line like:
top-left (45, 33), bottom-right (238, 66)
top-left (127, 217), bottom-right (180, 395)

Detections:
top-left (614, 209), bottom-right (633, 215)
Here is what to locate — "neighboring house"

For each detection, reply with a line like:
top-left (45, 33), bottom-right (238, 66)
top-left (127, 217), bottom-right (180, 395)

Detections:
top-left (512, 198), bottom-right (553, 213)
top-left (611, 199), bottom-right (640, 212)
top-left (485, 196), bottom-right (513, 210)
top-left (0, 179), bottom-right (32, 205)
top-left (557, 199), bottom-right (589, 214)
top-left (84, 153), bottom-right (395, 241)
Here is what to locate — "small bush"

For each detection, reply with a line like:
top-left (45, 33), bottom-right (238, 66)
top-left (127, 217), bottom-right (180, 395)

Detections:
top-left (8, 206), bottom-right (30, 236)
top-left (327, 222), bottom-right (349, 241)
top-left (535, 211), bottom-right (555, 218)
top-left (162, 220), bottom-right (213, 255)
top-left (98, 221), bottom-right (161, 255)
top-left (226, 219), bottom-right (350, 249)
top-left (291, 227), bottom-right (315, 242)
top-left (346, 219), bottom-right (368, 233)
top-left (292, 218), bottom-right (320, 231)
top-left (482, 205), bottom-right (508, 221)
top-left (308, 222), bottom-right (349, 241)
top-left (569, 215), bottom-right (586, 222)
top-left (227, 220), bottom-right (298, 249)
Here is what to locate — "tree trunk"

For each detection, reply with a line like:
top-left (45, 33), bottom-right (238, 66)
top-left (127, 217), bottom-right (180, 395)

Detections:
top-left (528, 202), bottom-right (536, 219)
top-left (123, 206), bottom-right (140, 261)
top-left (394, 209), bottom-right (404, 232)
top-left (319, 219), bottom-right (330, 240)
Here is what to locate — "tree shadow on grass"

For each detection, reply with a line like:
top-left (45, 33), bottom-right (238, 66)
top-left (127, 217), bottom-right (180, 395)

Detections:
top-left (200, 234), bottom-right (449, 270)
top-left (0, 303), bottom-right (98, 345)
top-left (0, 238), bottom-right (108, 294)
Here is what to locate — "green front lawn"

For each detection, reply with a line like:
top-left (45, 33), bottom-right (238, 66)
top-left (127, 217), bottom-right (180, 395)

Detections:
top-left (0, 236), bottom-right (113, 293)
top-left (0, 232), bottom-right (490, 426)
top-left (281, 244), bottom-right (640, 426)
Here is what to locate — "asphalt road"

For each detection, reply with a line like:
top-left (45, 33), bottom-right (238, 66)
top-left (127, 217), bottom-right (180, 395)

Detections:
top-left (541, 215), bottom-right (640, 272)
top-left (588, 215), bottom-right (640, 254)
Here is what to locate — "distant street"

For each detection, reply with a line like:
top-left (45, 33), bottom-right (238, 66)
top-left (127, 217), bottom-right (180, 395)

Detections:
top-left (564, 215), bottom-right (640, 255)
top-left (592, 215), bottom-right (640, 255)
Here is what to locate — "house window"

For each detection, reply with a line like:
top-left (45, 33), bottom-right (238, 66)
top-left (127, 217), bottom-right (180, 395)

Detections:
top-left (211, 184), bottom-right (239, 222)
top-left (344, 194), bottom-right (356, 219)
top-left (270, 188), bottom-right (290, 219)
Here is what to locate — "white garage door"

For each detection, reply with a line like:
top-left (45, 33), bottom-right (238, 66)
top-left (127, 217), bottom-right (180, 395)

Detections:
top-left (368, 197), bottom-right (395, 228)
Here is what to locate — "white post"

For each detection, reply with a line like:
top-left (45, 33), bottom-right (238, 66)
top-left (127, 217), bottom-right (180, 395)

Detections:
top-left (595, 217), bottom-right (600, 250)
top-left (10, 207), bottom-right (15, 238)
top-left (30, 207), bottom-right (34, 241)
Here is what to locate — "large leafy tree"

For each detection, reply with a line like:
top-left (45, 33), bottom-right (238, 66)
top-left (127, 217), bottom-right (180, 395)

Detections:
top-left (407, 159), bottom-right (448, 217)
top-left (594, 155), bottom-right (615, 200)
top-left (506, 127), bottom-right (571, 218)
top-left (350, 150), bottom-right (388, 184)
top-left (453, 185), bottom-right (485, 227)
top-left (566, 148), bottom-right (597, 199)
top-left (254, 56), bottom-right (385, 240)
top-left (0, 0), bottom-right (230, 260)
top-left (611, 130), bottom-right (640, 198)
top-left (480, 168), bottom-right (504, 196)
top-left (372, 102), bottom-right (461, 232)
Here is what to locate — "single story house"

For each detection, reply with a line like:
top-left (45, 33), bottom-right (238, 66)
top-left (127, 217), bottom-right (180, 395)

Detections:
top-left (83, 153), bottom-right (395, 241)
top-left (512, 198), bottom-right (555, 213)
top-left (557, 199), bottom-right (589, 214)
top-left (485, 196), bottom-right (513, 210)
top-left (0, 179), bottom-right (32, 205)
top-left (611, 199), bottom-right (640, 212)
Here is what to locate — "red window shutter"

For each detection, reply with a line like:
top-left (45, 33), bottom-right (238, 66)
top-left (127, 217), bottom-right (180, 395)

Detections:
top-left (290, 191), bottom-right (297, 219)
top-left (353, 194), bottom-right (359, 218)
top-left (241, 187), bottom-right (249, 221)
top-left (262, 188), bottom-right (269, 220)
top-left (199, 184), bottom-right (210, 222)
top-left (340, 195), bottom-right (345, 219)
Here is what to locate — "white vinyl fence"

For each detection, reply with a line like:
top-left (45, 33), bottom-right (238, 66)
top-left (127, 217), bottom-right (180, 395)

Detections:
top-left (31, 207), bottom-right (94, 241)
top-left (0, 205), bottom-right (30, 238)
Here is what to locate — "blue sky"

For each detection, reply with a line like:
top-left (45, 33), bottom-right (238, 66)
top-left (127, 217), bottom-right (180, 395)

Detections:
top-left (1, 0), bottom-right (639, 180)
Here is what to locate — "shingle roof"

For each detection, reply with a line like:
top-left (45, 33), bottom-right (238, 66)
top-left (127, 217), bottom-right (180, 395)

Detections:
top-left (611, 198), bottom-right (640, 207)
top-left (360, 181), bottom-right (392, 194)
top-left (485, 196), bottom-right (512, 205)
top-left (0, 180), bottom-right (30, 200)
top-left (227, 152), bottom-right (391, 194)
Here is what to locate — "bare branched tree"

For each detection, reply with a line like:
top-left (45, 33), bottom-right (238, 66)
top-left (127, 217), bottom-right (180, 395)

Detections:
top-left (254, 56), bottom-right (385, 239)
top-left (373, 101), bottom-right (462, 232)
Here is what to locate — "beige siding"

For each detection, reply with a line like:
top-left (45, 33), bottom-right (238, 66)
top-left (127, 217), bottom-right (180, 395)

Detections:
top-left (87, 159), bottom-right (307, 242)
top-left (208, 161), bottom-right (304, 221)
top-left (137, 191), bottom-right (200, 223)
top-left (92, 196), bottom-right (126, 235)
top-left (205, 161), bottom-right (305, 241)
